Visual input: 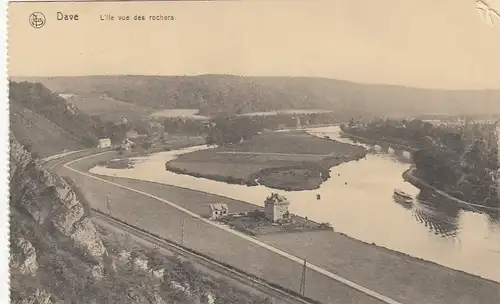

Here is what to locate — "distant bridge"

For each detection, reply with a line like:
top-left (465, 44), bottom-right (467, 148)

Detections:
top-left (341, 132), bottom-right (416, 160)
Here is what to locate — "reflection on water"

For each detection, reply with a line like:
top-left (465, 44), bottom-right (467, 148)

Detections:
top-left (393, 184), bottom-right (500, 240)
top-left (90, 126), bottom-right (500, 282)
top-left (412, 198), bottom-right (460, 238)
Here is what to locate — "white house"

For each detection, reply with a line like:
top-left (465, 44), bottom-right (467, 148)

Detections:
top-left (98, 138), bottom-right (111, 148)
top-left (264, 193), bottom-right (291, 222)
top-left (209, 203), bottom-right (228, 219)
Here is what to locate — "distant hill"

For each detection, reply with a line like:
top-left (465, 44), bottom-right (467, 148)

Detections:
top-left (64, 95), bottom-right (155, 123)
top-left (10, 102), bottom-right (86, 158)
top-left (9, 81), bottom-right (104, 157)
top-left (11, 75), bottom-right (500, 117)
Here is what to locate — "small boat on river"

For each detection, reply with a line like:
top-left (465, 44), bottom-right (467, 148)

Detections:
top-left (393, 189), bottom-right (413, 205)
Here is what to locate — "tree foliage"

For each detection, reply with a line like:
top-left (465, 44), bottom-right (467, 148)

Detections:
top-left (346, 118), bottom-right (500, 206)
top-left (205, 115), bottom-right (262, 146)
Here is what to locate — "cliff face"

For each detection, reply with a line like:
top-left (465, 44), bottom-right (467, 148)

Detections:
top-left (9, 134), bottom-right (107, 303)
top-left (10, 135), bottom-right (106, 260)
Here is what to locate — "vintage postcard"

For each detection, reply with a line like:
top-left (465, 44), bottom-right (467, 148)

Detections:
top-left (6, 1), bottom-right (500, 303)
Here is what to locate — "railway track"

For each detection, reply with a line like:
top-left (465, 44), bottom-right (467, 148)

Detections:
top-left (91, 209), bottom-right (318, 304)
top-left (65, 149), bottom-right (403, 304)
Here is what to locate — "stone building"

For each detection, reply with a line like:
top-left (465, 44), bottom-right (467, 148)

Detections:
top-left (264, 193), bottom-right (291, 222)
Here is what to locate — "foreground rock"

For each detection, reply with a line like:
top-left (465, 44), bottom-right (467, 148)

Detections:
top-left (10, 135), bottom-right (107, 261)
top-left (10, 237), bottom-right (38, 276)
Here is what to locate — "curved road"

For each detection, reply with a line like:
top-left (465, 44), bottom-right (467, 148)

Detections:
top-left (59, 150), bottom-right (401, 304)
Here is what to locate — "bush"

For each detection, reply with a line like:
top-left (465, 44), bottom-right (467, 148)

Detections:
top-left (247, 210), bottom-right (266, 219)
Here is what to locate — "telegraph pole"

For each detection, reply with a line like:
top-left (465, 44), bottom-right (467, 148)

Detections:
top-left (299, 258), bottom-right (307, 296)
top-left (180, 219), bottom-right (185, 246)
top-left (105, 194), bottom-right (111, 215)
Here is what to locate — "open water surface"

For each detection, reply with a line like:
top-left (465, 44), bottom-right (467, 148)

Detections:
top-left (90, 126), bottom-right (500, 282)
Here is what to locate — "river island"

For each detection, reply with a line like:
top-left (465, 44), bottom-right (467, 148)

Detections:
top-left (165, 130), bottom-right (367, 191)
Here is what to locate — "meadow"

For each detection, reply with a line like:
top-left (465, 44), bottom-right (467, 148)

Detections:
top-left (167, 131), bottom-right (367, 191)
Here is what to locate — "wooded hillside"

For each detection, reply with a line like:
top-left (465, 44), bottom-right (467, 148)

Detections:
top-left (14, 75), bottom-right (500, 117)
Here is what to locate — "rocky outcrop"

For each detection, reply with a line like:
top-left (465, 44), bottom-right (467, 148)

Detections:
top-left (10, 135), bottom-right (107, 260)
top-left (148, 293), bottom-right (167, 304)
top-left (201, 293), bottom-right (216, 304)
top-left (10, 237), bottom-right (38, 276)
top-left (15, 289), bottom-right (60, 304)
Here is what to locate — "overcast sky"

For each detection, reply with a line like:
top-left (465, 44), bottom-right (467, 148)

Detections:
top-left (8, 0), bottom-right (500, 89)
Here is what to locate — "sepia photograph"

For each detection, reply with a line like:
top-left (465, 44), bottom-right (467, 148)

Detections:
top-left (6, 1), bottom-right (500, 303)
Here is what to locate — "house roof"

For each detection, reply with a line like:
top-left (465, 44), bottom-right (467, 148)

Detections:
top-left (265, 193), bottom-right (290, 205)
top-left (209, 203), bottom-right (228, 211)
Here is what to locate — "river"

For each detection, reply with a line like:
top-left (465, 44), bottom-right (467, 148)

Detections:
top-left (90, 126), bottom-right (500, 282)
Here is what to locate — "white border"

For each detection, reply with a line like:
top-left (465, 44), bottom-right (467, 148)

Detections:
top-left (1, 0), bottom-right (8, 301)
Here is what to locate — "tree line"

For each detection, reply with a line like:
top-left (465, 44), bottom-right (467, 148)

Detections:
top-left (342, 118), bottom-right (499, 206)
top-left (163, 111), bottom-right (342, 146)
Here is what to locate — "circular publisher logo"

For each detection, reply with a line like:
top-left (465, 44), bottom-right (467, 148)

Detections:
top-left (29, 12), bottom-right (46, 29)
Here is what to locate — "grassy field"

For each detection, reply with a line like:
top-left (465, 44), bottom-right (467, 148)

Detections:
top-left (10, 103), bottom-right (86, 157)
top-left (167, 131), bottom-right (367, 191)
top-left (150, 109), bottom-right (210, 120)
top-left (67, 96), bottom-right (155, 122)
top-left (68, 97), bottom-right (209, 123)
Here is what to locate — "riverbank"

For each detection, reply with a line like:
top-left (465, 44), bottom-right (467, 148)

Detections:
top-left (343, 126), bottom-right (500, 209)
top-left (93, 135), bottom-right (206, 169)
top-left (403, 167), bottom-right (500, 213)
top-left (166, 131), bottom-right (367, 191)
top-left (339, 129), bottom-right (417, 152)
